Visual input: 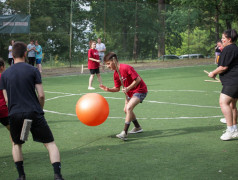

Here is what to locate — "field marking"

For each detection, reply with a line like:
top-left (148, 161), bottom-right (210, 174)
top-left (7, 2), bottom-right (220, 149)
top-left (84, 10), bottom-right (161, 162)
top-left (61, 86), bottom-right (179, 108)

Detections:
top-left (45, 90), bottom-right (220, 109)
top-left (43, 109), bottom-right (223, 120)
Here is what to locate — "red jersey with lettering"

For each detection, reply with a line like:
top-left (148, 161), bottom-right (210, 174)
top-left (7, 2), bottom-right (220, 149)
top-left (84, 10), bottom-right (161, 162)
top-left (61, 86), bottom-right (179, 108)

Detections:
top-left (0, 73), bottom-right (8, 118)
top-left (88, 49), bottom-right (100, 69)
top-left (114, 64), bottom-right (147, 97)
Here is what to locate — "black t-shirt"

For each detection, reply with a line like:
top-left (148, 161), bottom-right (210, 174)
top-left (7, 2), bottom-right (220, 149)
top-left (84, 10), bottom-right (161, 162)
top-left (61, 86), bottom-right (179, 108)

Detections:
top-left (0, 62), bottom-right (44, 116)
top-left (218, 44), bottom-right (238, 86)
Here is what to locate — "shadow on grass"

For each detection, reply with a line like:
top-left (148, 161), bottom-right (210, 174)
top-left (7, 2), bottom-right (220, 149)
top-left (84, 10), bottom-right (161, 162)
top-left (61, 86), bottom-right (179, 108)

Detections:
top-left (109, 125), bottom-right (225, 142)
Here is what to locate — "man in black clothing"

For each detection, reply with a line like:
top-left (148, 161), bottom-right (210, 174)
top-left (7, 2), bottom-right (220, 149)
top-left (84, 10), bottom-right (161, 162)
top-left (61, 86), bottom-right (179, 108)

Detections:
top-left (0, 42), bottom-right (64, 180)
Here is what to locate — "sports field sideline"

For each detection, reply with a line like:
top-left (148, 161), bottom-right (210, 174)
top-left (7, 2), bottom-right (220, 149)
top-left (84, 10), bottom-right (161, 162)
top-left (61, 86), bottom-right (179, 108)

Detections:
top-left (1, 63), bottom-right (238, 180)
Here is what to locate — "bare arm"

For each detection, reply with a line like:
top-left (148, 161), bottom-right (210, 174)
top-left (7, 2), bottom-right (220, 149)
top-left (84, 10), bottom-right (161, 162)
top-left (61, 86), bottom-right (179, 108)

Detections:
top-left (100, 85), bottom-right (120, 92)
top-left (123, 77), bottom-right (141, 93)
top-left (208, 66), bottom-right (228, 78)
top-left (89, 58), bottom-right (100, 63)
top-left (3, 89), bottom-right (8, 104)
top-left (35, 84), bottom-right (45, 109)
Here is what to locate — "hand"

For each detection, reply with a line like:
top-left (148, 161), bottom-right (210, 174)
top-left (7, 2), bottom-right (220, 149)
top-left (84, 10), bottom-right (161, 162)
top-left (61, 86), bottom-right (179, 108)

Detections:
top-left (208, 72), bottom-right (216, 79)
top-left (99, 84), bottom-right (108, 91)
top-left (122, 87), bottom-right (128, 93)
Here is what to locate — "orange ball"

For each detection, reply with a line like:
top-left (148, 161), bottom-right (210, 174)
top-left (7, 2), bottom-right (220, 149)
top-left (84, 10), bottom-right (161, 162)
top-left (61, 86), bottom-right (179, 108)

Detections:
top-left (76, 93), bottom-right (109, 126)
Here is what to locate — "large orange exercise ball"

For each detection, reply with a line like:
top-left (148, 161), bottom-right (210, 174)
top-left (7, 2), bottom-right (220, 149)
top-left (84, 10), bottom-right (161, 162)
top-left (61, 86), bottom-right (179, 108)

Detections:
top-left (76, 93), bottom-right (109, 126)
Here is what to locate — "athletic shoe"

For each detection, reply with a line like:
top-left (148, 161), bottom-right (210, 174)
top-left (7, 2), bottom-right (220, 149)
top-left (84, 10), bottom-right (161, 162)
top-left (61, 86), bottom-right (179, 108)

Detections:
top-left (220, 118), bottom-right (226, 124)
top-left (128, 127), bottom-right (143, 134)
top-left (16, 175), bottom-right (25, 180)
top-left (88, 87), bottom-right (95, 90)
top-left (220, 129), bottom-right (234, 141)
top-left (54, 174), bottom-right (64, 180)
top-left (232, 129), bottom-right (238, 138)
top-left (116, 131), bottom-right (127, 141)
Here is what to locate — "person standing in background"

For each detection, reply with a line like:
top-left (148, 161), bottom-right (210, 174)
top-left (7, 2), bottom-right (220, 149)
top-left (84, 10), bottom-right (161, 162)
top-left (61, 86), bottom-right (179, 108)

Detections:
top-left (96, 38), bottom-right (106, 72)
top-left (8, 40), bottom-right (15, 66)
top-left (215, 40), bottom-right (223, 64)
top-left (35, 40), bottom-right (43, 73)
top-left (88, 40), bottom-right (102, 90)
top-left (27, 40), bottom-right (36, 66)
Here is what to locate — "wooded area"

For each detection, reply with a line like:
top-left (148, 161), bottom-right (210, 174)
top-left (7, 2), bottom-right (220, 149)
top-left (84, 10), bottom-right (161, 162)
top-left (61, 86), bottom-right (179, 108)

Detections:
top-left (0, 0), bottom-right (238, 64)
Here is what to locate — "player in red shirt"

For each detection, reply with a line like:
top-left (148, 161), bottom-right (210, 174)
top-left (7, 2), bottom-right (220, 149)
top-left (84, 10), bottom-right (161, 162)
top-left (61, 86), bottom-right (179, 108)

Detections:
top-left (87, 40), bottom-right (102, 90)
top-left (100, 52), bottom-right (148, 140)
top-left (0, 58), bottom-right (10, 131)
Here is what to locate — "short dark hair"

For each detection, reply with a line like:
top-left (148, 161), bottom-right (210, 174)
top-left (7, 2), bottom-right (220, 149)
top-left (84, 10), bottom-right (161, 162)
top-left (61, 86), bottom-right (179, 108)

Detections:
top-left (0, 57), bottom-right (5, 67)
top-left (104, 52), bottom-right (118, 62)
top-left (12, 42), bottom-right (27, 58)
top-left (223, 29), bottom-right (238, 43)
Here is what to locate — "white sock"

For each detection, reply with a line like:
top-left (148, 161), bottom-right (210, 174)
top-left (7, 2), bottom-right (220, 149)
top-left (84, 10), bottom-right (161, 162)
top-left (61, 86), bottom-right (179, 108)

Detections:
top-left (227, 126), bottom-right (233, 132)
top-left (233, 124), bottom-right (237, 130)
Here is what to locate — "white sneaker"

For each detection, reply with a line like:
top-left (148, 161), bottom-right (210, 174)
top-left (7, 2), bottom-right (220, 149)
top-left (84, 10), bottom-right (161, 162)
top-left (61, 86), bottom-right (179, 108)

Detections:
top-left (88, 87), bottom-right (95, 90)
top-left (116, 131), bottom-right (127, 141)
top-left (128, 127), bottom-right (143, 134)
top-left (220, 129), bottom-right (234, 141)
top-left (232, 129), bottom-right (238, 138)
top-left (220, 118), bottom-right (226, 124)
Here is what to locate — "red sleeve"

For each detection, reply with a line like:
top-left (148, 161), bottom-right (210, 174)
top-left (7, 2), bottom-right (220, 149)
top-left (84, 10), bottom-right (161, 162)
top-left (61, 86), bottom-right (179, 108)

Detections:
top-left (113, 71), bottom-right (121, 88)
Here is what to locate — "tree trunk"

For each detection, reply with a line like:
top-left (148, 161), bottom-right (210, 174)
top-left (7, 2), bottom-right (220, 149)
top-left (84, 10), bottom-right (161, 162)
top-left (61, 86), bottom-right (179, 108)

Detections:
top-left (158, 0), bottom-right (165, 58)
top-left (133, 1), bottom-right (138, 63)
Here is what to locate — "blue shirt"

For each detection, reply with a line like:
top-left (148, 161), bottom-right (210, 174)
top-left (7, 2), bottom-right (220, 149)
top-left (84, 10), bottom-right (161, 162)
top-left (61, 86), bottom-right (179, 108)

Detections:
top-left (35, 45), bottom-right (42, 59)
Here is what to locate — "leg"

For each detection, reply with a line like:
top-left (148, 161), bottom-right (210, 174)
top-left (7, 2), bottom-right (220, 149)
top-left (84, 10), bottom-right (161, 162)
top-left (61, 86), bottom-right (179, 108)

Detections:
top-left (44, 142), bottom-right (64, 179)
top-left (96, 73), bottom-right (102, 85)
top-left (219, 93), bottom-right (233, 126)
top-left (12, 143), bottom-right (25, 179)
top-left (88, 74), bottom-right (94, 88)
top-left (230, 99), bottom-right (237, 126)
top-left (44, 142), bottom-right (60, 163)
top-left (219, 93), bottom-right (236, 140)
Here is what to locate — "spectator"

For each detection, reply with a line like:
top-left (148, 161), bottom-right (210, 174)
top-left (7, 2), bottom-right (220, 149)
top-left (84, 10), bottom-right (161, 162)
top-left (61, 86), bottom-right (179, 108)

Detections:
top-left (96, 38), bottom-right (106, 72)
top-left (35, 40), bottom-right (43, 73)
top-left (27, 40), bottom-right (36, 66)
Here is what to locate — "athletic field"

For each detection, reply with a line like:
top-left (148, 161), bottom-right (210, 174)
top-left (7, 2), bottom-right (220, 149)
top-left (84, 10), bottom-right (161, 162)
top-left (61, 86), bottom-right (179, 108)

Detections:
top-left (1, 64), bottom-right (238, 180)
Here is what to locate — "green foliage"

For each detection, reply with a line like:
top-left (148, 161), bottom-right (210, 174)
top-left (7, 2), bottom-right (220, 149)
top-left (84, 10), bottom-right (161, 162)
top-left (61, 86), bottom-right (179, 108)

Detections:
top-left (1, 0), bottom-right (238, 64)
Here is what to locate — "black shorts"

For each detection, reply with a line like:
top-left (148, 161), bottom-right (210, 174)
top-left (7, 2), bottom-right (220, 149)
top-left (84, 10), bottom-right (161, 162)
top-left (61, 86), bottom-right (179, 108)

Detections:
top-left (8, 58), bottom-right (14, 65)
top-left (0, 116), bottom-right (9, 126)
top-left (9, 112), bottom-right (54, 144)
top-left (28, 57), bottom-right (36, 66)
top-left (221, 85), bottom-right (238, 99)
top-left (90, 68), bottom-right (100, 74)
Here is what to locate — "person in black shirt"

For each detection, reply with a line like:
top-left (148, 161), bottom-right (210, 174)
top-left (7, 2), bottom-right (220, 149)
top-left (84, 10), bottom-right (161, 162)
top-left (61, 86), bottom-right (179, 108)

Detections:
top-left (208, 29), bottom-right (238, 141)
top-left (0, 42), bottom-right (64, 180)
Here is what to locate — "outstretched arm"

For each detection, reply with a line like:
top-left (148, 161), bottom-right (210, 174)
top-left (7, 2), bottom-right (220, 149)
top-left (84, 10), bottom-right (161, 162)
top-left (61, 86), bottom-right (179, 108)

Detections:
top-left (100, 85), bottom-right (120, 92)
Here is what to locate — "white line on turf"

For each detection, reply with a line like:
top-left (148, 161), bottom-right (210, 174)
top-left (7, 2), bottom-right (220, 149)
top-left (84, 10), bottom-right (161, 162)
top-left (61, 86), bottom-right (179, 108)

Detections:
top-left (43, 109), bottom-right (223, 120)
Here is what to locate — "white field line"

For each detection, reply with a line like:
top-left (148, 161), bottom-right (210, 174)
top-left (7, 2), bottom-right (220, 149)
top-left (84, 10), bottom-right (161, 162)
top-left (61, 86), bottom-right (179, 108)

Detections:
top-left (43, 109), bottom-right (222, 120)
top-left (44, 90), bottom-right (221, 119)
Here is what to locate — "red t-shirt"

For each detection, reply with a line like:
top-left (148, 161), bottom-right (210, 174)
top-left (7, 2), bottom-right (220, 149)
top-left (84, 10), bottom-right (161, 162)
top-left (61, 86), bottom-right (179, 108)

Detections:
top-left (114, 64), bottom-right (147, 97)
top-left (88, 49), bottom-right (100, 69)
top-left (0, 73), bottom-right (8, 118)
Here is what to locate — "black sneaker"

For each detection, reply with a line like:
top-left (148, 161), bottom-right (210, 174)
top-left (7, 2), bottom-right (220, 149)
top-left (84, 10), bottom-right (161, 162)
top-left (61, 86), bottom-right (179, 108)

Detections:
top-left (16, 175), bottom-right (26, 180)
top-left (54, 174), bottom-right (64, 180)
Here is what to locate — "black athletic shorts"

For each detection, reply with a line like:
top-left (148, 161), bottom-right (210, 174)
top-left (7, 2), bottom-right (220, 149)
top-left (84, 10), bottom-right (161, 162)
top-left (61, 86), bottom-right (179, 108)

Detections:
top-left (9, 112), bottom-right (54, 144)
top-left (221, 85), bottom-right (238, 99)
top-left (90, 68), bottom-right (100, 74)
top-left (28, 57), bottom-right (36, 66)
top-left (0, 116), bottom-right (9, 126)
top-left (8, 58), bottom-right (14, 65)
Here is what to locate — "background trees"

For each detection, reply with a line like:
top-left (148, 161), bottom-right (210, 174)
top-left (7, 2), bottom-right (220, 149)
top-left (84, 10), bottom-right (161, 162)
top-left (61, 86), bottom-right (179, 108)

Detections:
top-left (0, 0), bottom-right (238, 64)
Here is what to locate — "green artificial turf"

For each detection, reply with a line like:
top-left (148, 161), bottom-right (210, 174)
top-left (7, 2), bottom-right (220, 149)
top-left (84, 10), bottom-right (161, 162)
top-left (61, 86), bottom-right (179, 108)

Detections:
top-left (1, 64), bottom-right (238, 180)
